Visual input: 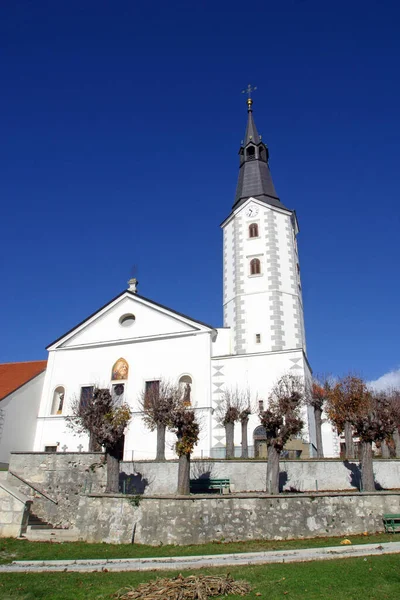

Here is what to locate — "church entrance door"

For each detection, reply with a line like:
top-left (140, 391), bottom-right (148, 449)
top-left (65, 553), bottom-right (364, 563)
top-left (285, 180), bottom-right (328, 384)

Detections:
top-left (253, 426), bottom-right (268, 458)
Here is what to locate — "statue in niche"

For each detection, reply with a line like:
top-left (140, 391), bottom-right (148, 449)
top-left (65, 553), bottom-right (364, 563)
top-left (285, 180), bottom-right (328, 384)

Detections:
top-left (57, 393), bottom-right (64, 414)
top-left (112, 358), bottom-right (129, 381)
top-left (183, 383), bottom-right (191, 407)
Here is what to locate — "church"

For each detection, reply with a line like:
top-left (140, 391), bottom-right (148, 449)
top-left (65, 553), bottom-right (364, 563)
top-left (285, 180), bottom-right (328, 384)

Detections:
top-left (29, 95), bottom-right (334, 460)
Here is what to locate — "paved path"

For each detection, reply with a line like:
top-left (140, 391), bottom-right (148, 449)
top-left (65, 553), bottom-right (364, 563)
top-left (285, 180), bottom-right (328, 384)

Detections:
top-left (1, 542), bottom-right (400, 573)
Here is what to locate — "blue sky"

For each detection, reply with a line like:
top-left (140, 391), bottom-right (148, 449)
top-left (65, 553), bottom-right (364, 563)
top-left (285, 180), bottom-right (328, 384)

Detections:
top-left (1, 1), bottom-right (399, 384)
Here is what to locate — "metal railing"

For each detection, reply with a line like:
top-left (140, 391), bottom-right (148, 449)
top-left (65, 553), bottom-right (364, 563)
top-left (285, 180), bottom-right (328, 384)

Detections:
top-left (8, 471), bottom-right (58, 504)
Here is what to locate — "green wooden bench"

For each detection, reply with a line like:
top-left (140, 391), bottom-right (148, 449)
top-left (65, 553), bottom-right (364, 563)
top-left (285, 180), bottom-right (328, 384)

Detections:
top-left (383, 514), bottom-right (400, 533)
top-left (190, 478), bottom-right (230, 494)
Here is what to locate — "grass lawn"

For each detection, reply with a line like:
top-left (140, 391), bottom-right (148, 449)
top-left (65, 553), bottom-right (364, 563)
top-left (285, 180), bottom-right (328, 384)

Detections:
top-left (0, 555), bottom-right (399, 599)
top-left (0, 532), bottom-right (396, 565)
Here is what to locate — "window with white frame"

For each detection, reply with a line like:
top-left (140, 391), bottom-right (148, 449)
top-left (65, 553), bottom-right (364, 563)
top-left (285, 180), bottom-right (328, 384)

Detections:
top-left (144, 380), bottom-right (160, 409)
top-left (250, 257), bottom-right (261, 275)
top-left (111, 383), bottom-right (125, 406)
top-left (249, 223), bottom-right (259, 238)
top-left (79, 386), bottom-right (94, 409)
top-left (44, 445), bottom-right (57, 453)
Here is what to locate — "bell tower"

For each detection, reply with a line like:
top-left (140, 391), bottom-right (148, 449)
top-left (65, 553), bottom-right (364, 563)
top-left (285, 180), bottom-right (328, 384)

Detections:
top-left (221, 93), bottom-right (306, 357)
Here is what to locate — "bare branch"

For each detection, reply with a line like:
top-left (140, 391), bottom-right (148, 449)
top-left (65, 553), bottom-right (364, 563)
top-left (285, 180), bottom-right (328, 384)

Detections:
top-left (138, 379), bottom-right (182, 431)
top-left (353, 390), bottom-right (396, 444)
top-left (260, 374), bottom-right (305, 452)
top-left (66, 387), bottom-right (131, 448)
top-left (325, 374), bottom-right (371, 434)
top-left (216, 386), bottom-right (252, 425)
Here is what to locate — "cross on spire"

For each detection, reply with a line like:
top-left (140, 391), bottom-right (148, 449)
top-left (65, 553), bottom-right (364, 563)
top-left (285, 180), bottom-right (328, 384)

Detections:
top-left (242, 84), bottom-right (257, 112)
top-left (242, 84), bottom-right (257, 99)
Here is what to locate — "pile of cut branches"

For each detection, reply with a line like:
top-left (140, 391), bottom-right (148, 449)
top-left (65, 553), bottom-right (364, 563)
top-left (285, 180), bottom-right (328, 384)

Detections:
top-left (114, 573), bottom-right (251, 599)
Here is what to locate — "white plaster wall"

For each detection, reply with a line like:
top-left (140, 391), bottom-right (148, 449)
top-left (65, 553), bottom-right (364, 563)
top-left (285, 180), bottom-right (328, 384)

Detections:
top-left (211, 328), bottom-right (231, 357)
top-left (281, 292), bottom-right (298, 349)
top-left (275, 214), bottom-right (293, 293)
top-left (242, 292), bottom-right (273, 353)
top-left (0, 373), bottom-right (44, 464)
top-left (211, 349), bottom-right (314, 454)
top-left (61, 295), bottom-right (195, 348)
top-left (321, 420), bottom-right (340, 458)
top-left (34, 326), bottom-right (213, 459)
top-left (222, 198), bottom-right (306, 356)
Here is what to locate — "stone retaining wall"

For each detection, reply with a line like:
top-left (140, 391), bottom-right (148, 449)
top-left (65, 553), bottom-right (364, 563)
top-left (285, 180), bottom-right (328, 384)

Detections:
top-left (8, 452), bottom-right (106, 527)
top-left (75, 492), bottom-right (400, 545)
top-left (0, 473), bottom-right (31, 538)
top-left (8, 452), bottom-right (400, 535)
top-left (121, 458), bottom-right (400, 494)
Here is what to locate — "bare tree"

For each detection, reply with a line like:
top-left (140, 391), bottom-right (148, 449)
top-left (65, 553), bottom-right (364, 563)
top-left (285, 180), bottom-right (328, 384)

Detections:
top-left (388, 389), bottom-right (400, 458)
top-left (170, 406), bottom-right (200, 495)
top-left (139, 379), bottom-right (181, 461)
top-left (352, 391), bottom-right (396, 491)
top-left (67, 387), bottom-right (132, 493)
top-left (217, 387), bottom-right (251, 459)
top-left (307, 378), bottom-right (330, 458)
top-left (326, 375), bottom-right (370, 459)
top-left (380, 440), bottom-right (391, 458)
top-left (239, 402), bottom-right (252, 458)
top-left (260, 375), bottom-right (304, 495)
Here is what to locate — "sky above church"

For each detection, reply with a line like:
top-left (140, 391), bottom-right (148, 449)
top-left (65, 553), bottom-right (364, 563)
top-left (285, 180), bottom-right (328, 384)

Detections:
top-left (1, 1), bottom-right (399, 386)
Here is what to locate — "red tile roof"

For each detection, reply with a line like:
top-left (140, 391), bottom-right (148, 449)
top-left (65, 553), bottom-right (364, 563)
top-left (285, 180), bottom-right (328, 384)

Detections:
top-left (0, 360), bottom-right (47, 401)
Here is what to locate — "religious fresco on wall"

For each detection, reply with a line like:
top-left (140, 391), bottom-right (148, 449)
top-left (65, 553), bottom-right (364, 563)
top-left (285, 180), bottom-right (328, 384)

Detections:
top-left (112, 358), bottom-right (129, 380)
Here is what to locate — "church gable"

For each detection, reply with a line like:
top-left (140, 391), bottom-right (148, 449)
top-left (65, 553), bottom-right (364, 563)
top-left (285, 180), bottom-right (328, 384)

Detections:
top-left (49, 293), bottom-right (212, 350)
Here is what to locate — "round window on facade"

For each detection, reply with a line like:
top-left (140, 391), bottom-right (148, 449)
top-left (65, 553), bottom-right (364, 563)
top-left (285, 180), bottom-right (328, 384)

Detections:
top-left (119, 314), bottom-right (136, 327)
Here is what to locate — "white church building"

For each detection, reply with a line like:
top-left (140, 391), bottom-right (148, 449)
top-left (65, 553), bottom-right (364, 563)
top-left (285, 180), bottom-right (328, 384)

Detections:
top-left (30, 97), bottom-right (337, 460)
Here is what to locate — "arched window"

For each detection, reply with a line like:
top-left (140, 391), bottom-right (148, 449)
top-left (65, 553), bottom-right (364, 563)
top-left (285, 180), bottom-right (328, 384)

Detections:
top-left (249, 223), bottom-right (259, 238)
top-left (179, 375), bottom-right (192, 407)
top-left (253, 425), bottom-right (267, 439)
top-left (246, 146), bottom-right (255, 160)
top-left (112, 358), bottom-right (129, 381)
top-left (253, 425), bottom-right (267, 458)
top-left (250, 258), bottom-right (261, 275)
top-left (51, 386), bottom-right (65, 415)
top-left (259, 146), bottom-right (265, 161)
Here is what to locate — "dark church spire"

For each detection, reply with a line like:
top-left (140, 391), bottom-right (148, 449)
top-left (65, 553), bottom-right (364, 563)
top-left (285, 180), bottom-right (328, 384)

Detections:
top-left (233, 91), bottom-right (287, 211)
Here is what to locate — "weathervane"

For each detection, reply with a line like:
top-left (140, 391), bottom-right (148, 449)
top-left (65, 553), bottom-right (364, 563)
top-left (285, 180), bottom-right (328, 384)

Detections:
top-left (242, 84), bottom-right (257, 111)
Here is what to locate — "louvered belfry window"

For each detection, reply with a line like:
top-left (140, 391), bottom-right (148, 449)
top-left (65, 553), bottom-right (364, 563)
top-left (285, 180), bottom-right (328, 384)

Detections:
top-left (246, 146), bottom-right (255, 160)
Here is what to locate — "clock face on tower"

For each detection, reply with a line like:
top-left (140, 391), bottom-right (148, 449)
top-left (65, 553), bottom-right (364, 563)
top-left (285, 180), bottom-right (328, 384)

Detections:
top-left (245, 205), bottom-right (259, 217)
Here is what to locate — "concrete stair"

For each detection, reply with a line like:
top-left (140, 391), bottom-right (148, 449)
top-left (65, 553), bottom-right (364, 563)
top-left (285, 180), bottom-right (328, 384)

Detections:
top-left (28, 513), bottom-right (53, 530)
top-left (23, 512), bottom-right (81, 542)
top-left (24, 527), bottom-right (81, 542)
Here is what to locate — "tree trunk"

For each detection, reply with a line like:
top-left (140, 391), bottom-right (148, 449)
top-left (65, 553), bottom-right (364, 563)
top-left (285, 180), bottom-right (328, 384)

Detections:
top-left (360, 440), bottom-right (374, 492)
top-left (241, 417), bottom-right (249, 458)
top-left (381, 440), bottom-right (390, 459)
top-left (344, 421), bottom-right (355, 459)
top-left (105, 448), bottom-right (120, 493)
top-left (89, 433), bottom-right (101, 452)
top-left (393, 428), bottom-right (400, 458)
top-left (225, 421), bottom-right (235, 459)
top-left (177, 453), bottom-right (190, 495)
top-left (314, 407), bottom-right (324, 458)
top-left (266, 444), bottom-right (280, 494)
top-left (156, 423), bottom-right (166, 461)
